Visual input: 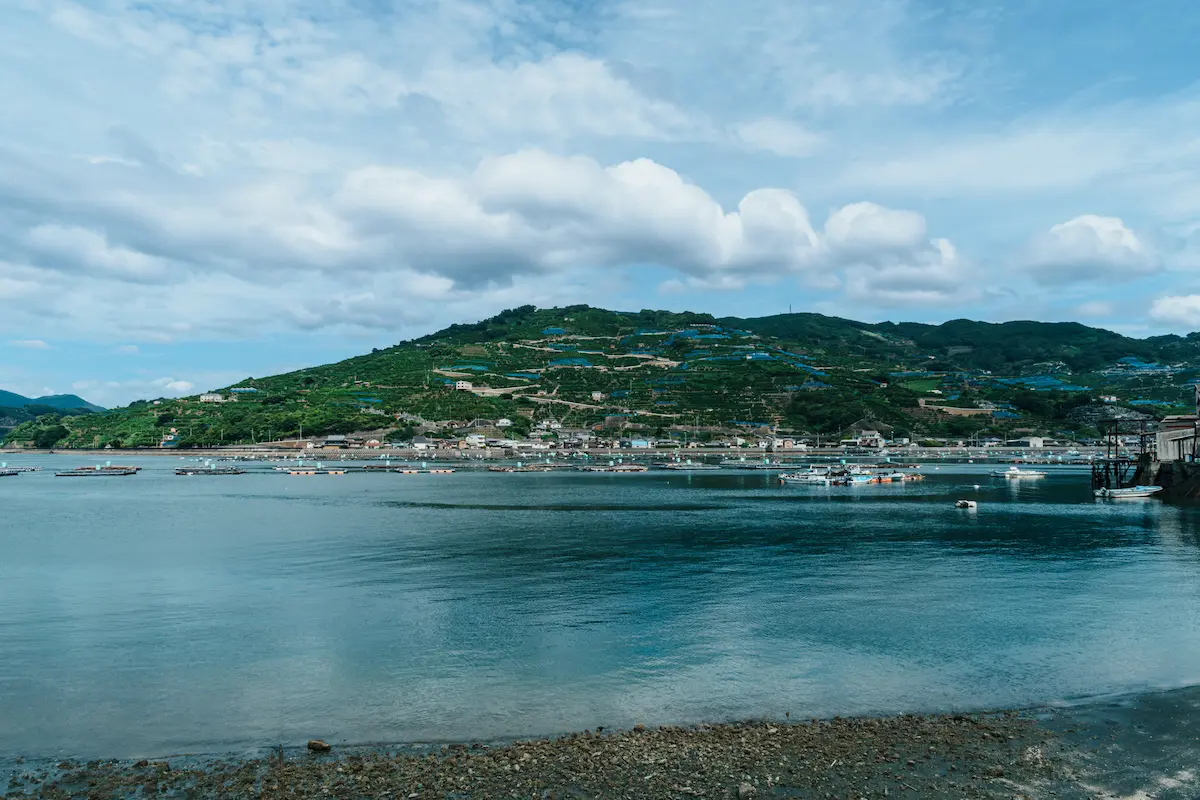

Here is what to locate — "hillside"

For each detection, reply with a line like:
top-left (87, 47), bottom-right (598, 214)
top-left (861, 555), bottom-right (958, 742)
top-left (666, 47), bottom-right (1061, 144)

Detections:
top-left (6, 306), bottom-right (1198, 449)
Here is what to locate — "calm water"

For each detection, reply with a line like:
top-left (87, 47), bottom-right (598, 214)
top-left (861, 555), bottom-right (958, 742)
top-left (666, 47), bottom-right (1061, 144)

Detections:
top-left (3, 455), bottom-right (1200, 759)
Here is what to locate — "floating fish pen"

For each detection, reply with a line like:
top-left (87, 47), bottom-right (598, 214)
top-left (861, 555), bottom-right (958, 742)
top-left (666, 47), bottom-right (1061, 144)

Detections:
top-left (582, 464), bottom-right (649, 473)
top-left (56, 467), bottom-right (139, 477)
top-left (488, 465), bottom-right (552, 472)
top-left (0, 469), bottom-right (19, 477)
top-left (0, 466), bottom-right (41, 473)
top-left (176, 467), bottom-right (246, 476)
top-left (75, 465), bottom-right (142, 473)
top-left (288, 469), bottom-right (346, 475)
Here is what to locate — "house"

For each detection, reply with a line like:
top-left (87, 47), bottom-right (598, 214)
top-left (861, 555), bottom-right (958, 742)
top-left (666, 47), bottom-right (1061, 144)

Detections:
top-left (1100, 395), bottom-right (1119, 403)
top-left (591, 391), bottom-right (606, 401)
top-left (1008, 436), bottom-right (1045, 449)
top-left (364, 439), bottom-right (382, 449)
top-left (411, 435), bottom-right (435, 450)
top-left (464, 433), bottom-right (486, 447)
top-left (455, 380), bottom-right (473, 391)
top-left (322, 434), bottom-right (348, 449)
top-left (629, 439), bottom-right (652, 448)
top-left (199, 393), bottom-right (224, 403)
top-left (857, 430), bottom-right (886, 448)
top-left (496, 418), bottom-right (513, 428)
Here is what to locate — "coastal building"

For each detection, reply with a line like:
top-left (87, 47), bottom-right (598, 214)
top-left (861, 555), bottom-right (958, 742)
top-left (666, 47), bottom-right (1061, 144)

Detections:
top-left (411, 436), bottom-right (435, 450)
top-left (1157, 416), bottom-right (1198, 461)
top-left (857, 431), bottom-right (886, 448)
top-left (496, 418), bottom-right (513, 427)
top-left (199, 393), bottom-right (224, 403)
top-left (455, 380), bottom-right (473, 391)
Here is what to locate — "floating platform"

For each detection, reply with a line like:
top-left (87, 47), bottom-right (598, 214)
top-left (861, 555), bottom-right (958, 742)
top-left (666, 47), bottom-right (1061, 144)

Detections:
top-left (176, 467), bottom-right (246, 476)
top-left (56, 468), bottom-right (138, 477)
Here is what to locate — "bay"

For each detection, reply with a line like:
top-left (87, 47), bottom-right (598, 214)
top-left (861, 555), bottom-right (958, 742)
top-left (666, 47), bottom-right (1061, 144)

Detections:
top-left (3, 455), bottom-right (1200, 759)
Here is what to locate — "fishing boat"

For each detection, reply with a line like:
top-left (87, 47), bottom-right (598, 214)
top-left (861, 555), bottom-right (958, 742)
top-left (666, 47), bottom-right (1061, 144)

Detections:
top-left (1094, 485), bottom-right (1163, 499)
top-left (779, 469), bottom-right (832, 484)
top-left (955, 499), bottom-right (977, 509)
top-left (56, 467), bottom-right (138, 477)
top-left (991, 466), bottom-right (1048, 479)
top-left (0, 469), bottom-right (19, 477)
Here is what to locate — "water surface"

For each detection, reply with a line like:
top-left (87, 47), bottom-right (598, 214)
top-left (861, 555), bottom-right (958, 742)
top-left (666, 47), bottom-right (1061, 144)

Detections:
top-left (3, 455), bottom-right (1199, 759)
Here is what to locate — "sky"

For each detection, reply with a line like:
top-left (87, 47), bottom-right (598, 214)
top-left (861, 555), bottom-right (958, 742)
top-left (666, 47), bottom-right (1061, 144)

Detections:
top-left (3, 0), bottom-right (1200, 407)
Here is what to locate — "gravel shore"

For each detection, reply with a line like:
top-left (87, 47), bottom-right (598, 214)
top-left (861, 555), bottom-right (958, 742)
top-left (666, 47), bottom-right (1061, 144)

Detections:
top-left (0, 711), bottom-right (1067, 800)
top-left (7, 688), bottom-right (1200, 799)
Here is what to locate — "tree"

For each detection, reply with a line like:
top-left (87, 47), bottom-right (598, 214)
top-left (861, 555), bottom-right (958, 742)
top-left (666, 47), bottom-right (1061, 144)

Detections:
top-left (33, 425), bottom-right (69, 449)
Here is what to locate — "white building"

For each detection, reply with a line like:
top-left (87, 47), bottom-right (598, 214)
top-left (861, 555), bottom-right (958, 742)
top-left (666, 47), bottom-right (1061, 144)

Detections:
top-left (857, 430), bottom-right (886, 448)
top-left (591, 391), bottom-right (606, 401)
top-left (455, 380), bottom-right (473, 391)
top-left (198, 393), bottom-right (224, 403)
top-left (496, 418), bottom-right (513, 427)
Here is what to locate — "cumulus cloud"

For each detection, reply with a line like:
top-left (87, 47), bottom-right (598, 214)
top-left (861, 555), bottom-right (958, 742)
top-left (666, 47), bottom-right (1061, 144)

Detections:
top-left (10, 339), bottom-right (52, 350)
top-left (1026, 215), bottom-right (1157, 284)
top-left (1150, 295), bottom-right (1200, 328)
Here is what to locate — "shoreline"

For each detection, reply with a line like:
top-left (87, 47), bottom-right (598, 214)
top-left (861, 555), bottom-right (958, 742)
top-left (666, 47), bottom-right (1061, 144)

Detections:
top-left (6, 688), bottom-right (1200, 799)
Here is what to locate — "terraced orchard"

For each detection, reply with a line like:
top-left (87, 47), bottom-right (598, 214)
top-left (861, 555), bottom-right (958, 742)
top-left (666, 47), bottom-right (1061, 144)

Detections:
top-left (7, 305), bottom-right (1199, 448)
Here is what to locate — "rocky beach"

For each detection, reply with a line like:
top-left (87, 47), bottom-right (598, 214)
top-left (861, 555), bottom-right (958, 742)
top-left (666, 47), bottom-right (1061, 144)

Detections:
top-left (5, 687), bottom-right (1200, 799)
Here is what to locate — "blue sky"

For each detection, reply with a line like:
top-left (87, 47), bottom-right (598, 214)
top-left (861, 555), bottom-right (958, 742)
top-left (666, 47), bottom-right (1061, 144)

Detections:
top-left (2, 0), bottom-right (1200, 407)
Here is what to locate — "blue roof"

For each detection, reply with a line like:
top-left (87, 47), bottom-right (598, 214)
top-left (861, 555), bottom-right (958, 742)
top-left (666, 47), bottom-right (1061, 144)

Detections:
top-left (542, 327), bottom-right (567, 335)
top-left (229, 387), bottom-right (258, 393)
top-left (549, 357), bottom-right (592, 367)
top-left (991, 411), bottom-right (1021, 419)
top-left (505, 372), bottom-right (539, 380)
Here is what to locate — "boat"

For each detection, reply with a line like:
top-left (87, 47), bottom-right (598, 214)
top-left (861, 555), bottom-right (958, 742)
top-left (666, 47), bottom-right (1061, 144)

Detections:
top-left (582, 464), bottom-right (648, 472)
top-left (0, 469), bottom-right (19, 477)
top-left (0, 465), bottom-right (40, 472)
top-left (657, 462), bottom-right (721, 471)
top-left (1094, 485), bottom-right (1163, 499)
top-left (991, 466), bottom-right (1048, 479)
top-left (779, 469), bottom-right (832, 484)
top-left (56, 467), bottom-right (138, 477)
top-left (955, 499), bottom-right (977, 509)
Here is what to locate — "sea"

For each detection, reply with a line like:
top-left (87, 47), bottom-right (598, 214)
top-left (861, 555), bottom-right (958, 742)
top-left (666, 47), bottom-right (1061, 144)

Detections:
top-left (3, 454), bottom-right (1200, 761)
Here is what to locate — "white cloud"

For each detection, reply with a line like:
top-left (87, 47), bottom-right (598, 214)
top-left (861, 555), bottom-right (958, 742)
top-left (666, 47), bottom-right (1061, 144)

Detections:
top-left (1150, 295), bottom-right (1200, 328)
top-left (10, 339), bottom-right (51, 350)
top-left (114, 344), bottom-right (140, 355)
top-left (27, 224), bottom-right (174, 282)
top-left (1027, 215), bottom-right (1157, 284)
top-left (824, 202), bottom-right (927, 252)
top-left (736, 119), bottom-right (823, 157)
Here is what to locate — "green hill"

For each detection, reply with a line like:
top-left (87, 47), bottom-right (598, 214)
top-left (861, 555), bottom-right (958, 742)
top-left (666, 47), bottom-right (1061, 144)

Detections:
top-left (0, 390), bottom-right (104, 412)
top-left (6, 306), bottom-right (1198, 449)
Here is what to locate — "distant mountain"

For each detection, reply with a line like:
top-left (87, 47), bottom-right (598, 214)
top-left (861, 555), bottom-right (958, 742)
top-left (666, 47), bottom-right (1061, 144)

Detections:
top-left (0, 390), bottom-right (104, 412)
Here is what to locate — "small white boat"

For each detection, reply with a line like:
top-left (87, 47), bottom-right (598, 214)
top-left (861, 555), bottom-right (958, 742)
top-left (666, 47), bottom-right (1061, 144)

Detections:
top-left (1094, 485), bottom-right (1163, 499)
top-left (991, 466), bottom-right (1047, 479)
top-left (954, 499), bottom-right (977, 509)
top-left (779, 470), bottom-right (831, 484)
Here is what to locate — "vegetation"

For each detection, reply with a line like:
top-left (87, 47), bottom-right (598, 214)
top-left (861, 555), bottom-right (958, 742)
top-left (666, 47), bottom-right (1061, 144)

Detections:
top-left (6, 306), bottom-right (1198, 449)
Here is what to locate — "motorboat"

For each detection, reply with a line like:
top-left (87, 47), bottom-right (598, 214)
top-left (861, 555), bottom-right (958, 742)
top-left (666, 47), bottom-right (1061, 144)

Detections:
top-left (991, 466), bottom-right (1047, 479)
top-left (779, 469), bottom-right (831, 484)
top-left (1094, 485), bottom-right (1163, 499)
top-left (954, 499), bottom-right (977, 509)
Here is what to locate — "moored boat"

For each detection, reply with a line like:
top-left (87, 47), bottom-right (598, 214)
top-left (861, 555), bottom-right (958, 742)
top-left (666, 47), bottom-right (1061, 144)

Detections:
top-left (1094, 485), bottom-right (1163, 499)
top-left (991, 466), bottom-right (1047, 479)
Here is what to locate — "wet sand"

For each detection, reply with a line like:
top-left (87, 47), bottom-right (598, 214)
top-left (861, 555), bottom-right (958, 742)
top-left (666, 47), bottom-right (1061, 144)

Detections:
top-left (5, 687), bottom-right (1200, 799)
